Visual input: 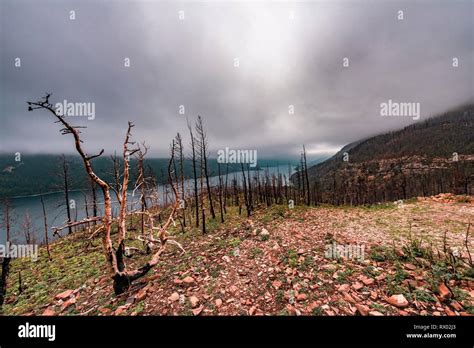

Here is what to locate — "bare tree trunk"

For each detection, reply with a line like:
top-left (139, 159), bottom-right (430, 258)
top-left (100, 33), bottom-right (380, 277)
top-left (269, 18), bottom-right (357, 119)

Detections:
top-left (0, 199), bottom-right (12, 307)
top-left (218, 163), bottom-right (224, 223)
top-left (29, 94), bottom-right (183, 296)
top-left (176, 133), bottom-right (186, 228)
top-left (60, 155), bottom-right (73, 234)
top-left (303, 145), bottom-right (311, 206)
top-left (188, 121), bottom-right (200, 228)
top-left (40, 196), bottom-right (52, 261)
top-left (196, 116), bottom-right (216, 219)
top-left (241, 163), bottom-right (251, 217)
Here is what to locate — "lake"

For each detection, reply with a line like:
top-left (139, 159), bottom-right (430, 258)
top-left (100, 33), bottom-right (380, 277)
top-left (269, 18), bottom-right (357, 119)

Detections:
top-left (1, 164), bottom-right (294, 244)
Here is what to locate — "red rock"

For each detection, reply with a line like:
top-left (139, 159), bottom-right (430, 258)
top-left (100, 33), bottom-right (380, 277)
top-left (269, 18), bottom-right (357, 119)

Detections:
top-left (369, 311), bottom-right (384, 316)
top-left (42, 307), bottom-right (55, 316)
top-left (135, 287), bottom-right (149, 302)
top-left (189, 296), bottom-right (199, 308)
top-left (355, 304), bottom-right (369, 316)
top-left (60, 297), bottom-right (76, 311)
top-left (215, 299), bottom-right (223, 308)
top-left (296, 293), bottom-right (307, 302)
top-left (370, 291), bottom-right (378, 301)
top-left (438, 283), bottom-right (452, 301)
top-left (55, 289), bottom-right (74, 300)
top-left (249, 306), bottom-right (257, 315)
top-left (405, 263), bottom-right (417, 271)
top-left (343, 292), bottom-right (356, 304)
top-left (98, 307), bottom-right (111, 315)
top-left (192, 305), bottom-right (204, 316)
top-left (387, 294), bottom-right (409, 308)
top-left (445, 307), bottom-right (456, 316)
top-left (169, 292), bottom-right (180, 302)
top-left (337, 284), bottom-right (350, 292)
top-left (352, 282), bottom-right (364, 291)
top-left (361, 277), bottom-right (374, 286)
top-left (229, 285), bottom-right (238, 293)
top-left (183, 276), bottom-right (195, 285)
top-left (272, 280), bottom-right (282, 290)
top-left (114, 305), bottom-right (128, 315)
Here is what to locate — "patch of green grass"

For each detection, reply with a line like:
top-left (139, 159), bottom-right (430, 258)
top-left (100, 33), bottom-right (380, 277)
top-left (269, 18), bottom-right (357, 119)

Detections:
top-left (370, 303), bottom-right (387, 313)
top-left (413, 289), bottom-right (435, 303)
top-left (282, 249), bottom-right (299, 268)
top-left (335, 267), bottom-right (354, 283)
top-left (249, 247), bottom-right (263, 259)
top-left (311, 306), bottom-right (324, 316)
top-left (276, 290), bottom-right (285, 304)
top-left (229, 238), bottom-right (241, 248)
top-left (369, 245), bottom-right (397, 262)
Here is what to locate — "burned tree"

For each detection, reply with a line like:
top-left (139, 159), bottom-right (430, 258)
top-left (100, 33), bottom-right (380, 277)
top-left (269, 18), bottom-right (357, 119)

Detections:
top-left (196, 116), bottom-right (216, 220)
top-left (40, 196), bottom-right (52, 261)
top-left (187, 120), bottom-right (200, 228)
top-left (0, 199), bottom-right (12, 307)
top-left (28, 94), bottom-right (183, 295)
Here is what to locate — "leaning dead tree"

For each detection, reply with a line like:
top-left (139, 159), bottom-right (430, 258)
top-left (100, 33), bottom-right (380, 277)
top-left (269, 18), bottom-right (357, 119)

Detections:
top-left (28, 93), bottom-right (183, 295)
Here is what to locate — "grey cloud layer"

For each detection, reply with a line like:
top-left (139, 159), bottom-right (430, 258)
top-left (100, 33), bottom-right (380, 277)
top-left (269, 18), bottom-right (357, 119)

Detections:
top-left (1, 0), bottom-right (472, 158)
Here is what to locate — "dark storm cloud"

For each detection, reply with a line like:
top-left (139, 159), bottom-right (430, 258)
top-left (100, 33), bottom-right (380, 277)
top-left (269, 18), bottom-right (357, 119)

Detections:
top-left (0, 0), bottom-right (472, 159)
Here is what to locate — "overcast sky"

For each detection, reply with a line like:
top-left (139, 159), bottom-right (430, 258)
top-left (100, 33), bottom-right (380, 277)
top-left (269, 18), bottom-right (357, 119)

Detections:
top-left (0, 0), bottom-right (472, 159)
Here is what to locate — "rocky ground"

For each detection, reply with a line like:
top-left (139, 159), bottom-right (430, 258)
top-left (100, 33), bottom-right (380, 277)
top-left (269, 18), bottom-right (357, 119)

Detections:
top-left (3, 194), bottom-right (473, 317)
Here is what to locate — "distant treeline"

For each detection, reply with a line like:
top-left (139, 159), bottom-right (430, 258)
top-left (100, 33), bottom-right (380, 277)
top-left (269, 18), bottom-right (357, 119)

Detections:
top-left (0, 154), bottom-right (291, 198)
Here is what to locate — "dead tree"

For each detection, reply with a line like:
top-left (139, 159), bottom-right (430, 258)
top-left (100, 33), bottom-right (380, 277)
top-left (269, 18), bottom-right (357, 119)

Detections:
top-left (218, 163), bottom-right (224, 223)
top-left (241, 163), bottom-right (251, 216)
top-left (176, 133), bottom-right (186, 228)
top-left (40, 196), bottom-right (52, 261)
top-left (196, 116), bottom-right (216, 219)
top-left (58, 155), bottom-right (73, 234)
top-left (28, 94), bottom-right (183, 295)
top-left (302, 145), bottom-right (311, 205)
top-left (187, 120), bottom-right (199, 228)
top-left (0, 199), bottom-right (12, 307)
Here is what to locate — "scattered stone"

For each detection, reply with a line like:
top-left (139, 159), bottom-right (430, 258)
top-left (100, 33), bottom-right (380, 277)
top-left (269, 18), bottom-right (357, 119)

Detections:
top-left (272, 280), bottom-right (282, 290)
top-left (55, 289), bottom-right (74, 300)
top-left (215, 299), bottom-right (223, 308)
top-left (183, 276), bottom-right (195, 285)
top-left (369, 311), bottom-right (384, 316)
top-left (189, 296), bottom-right (200, 308)
top-left (42, 307), bottom-right (55, 316)
top-left (445, 307), bottom-right (456, 316)
top-left (370, 291), bottom-right (378, 301)
top-left (296, 293), bottom-right (307, 302)
top-left (60, 297), bottom-right (76, 311)
top-left (352, 282), bottom-right (364, 291)
top-left (169, 292), bottom-right (180, 302)
top-left (192, 305), bottom-right (204, 316)
top-left (387, 294), bottom-right (409, 308)
top-left (438, 282), bottom-right (452, 301)
top-left (114, 305), bottom-right (128, 316)
top-left (355, 304), bottom-right (369, 316)
top-left (337, 284), bottom-right (350, 292)
top-left (361, 277), bottom-right (374, 286)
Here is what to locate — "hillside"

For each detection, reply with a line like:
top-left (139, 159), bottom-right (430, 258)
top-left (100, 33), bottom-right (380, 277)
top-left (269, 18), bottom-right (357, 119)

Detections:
top-left (294, 105), bottom-right (474, 205)
top-left (2, 196), bottom-right (473, 316)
